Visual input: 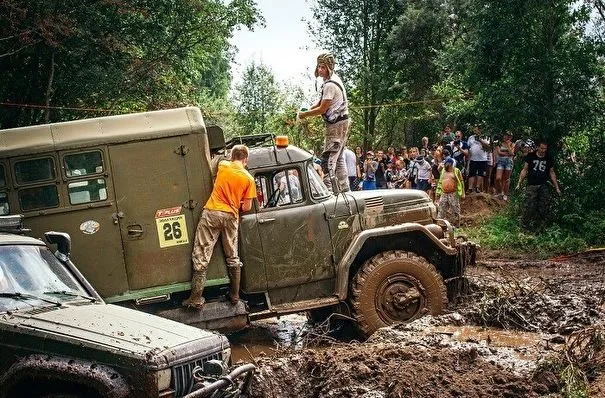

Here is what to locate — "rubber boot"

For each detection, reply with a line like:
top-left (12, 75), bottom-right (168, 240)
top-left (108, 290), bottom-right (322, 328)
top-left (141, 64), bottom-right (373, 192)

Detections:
top-left (182, 271), bottom-right (206, 310)
top-left (226, 266), bottom-right (241, 305)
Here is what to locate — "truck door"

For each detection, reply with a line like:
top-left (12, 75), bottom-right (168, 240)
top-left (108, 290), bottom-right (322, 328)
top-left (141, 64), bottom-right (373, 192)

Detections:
top-left (254, 165), bottom-right (334, 304)
top-left (109, 136), bottom-right (196, 291)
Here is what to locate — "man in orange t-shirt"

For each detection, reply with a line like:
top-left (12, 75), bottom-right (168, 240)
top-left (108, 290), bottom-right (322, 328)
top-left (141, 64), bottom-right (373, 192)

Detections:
top-left (183, 145), bottom-right (256, 309)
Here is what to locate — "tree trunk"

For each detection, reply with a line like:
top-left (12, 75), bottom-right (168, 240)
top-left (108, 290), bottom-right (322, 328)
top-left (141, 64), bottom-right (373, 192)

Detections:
top-left (44, 51), bottom-right (56, 124)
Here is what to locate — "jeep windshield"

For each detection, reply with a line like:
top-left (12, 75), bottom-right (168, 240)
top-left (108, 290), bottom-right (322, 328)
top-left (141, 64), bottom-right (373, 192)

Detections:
top-left (0, 244), bottom-right (91, 312)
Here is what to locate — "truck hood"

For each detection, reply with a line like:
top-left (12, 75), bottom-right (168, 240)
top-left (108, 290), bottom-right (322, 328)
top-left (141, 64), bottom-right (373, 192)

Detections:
top-left (4, 303), bottom-right (227, 367)
top-left (348, 189), bottom-right (435, 228)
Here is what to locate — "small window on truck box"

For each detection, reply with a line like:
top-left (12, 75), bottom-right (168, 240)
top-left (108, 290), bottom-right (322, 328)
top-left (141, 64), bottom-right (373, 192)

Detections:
top-left (0, 164), bottom-right (5, 188)
top-left (64, 151), bottom-right (107, 205)
top-left (19, 185), bottom-right (59, 211)
top-left (0, 165), bottom-right (8, 215)
top-left (64, 151), bottom-right (104, 177)
top-left (0, 192), bottom-right (9, 215)
top-left (68, 179), bottom-right (108, 205)
top-left (14, 157), bottom-right (60, 211)
top-left (14, 157), bottom-right (56, 184)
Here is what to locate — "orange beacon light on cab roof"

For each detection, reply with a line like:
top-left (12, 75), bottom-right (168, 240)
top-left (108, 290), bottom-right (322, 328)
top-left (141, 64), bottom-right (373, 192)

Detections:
top-left (275, 136), bottom-right (289, 148)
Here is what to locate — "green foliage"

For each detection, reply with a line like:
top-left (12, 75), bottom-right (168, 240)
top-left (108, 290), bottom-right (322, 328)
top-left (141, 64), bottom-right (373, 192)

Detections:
top-left (232, 60), bottom-right (282, 135)
top-left (439, 0), bottom-right (601, 143)
top-left (0, 0), bottom-right (261, 127)
top-left (309, 0), bottom-right (404, 149)
top-left (464, 203), bottom-right (605, 257)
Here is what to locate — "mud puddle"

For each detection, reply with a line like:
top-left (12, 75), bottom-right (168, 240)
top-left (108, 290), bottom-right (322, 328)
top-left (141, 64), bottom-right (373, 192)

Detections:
top-left (228, 314), bottom-right (309, 362)
top-left (244, 255), bottom-right (605, 397)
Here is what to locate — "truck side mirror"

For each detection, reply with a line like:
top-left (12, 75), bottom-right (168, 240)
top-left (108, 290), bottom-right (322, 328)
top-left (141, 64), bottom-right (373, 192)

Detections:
top-left (44, 231), bottom-right (72, 260)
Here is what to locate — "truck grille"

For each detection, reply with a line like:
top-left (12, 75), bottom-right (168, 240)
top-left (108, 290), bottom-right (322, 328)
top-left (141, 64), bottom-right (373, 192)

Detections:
top-left (172, 352), bottom-right (222, 397)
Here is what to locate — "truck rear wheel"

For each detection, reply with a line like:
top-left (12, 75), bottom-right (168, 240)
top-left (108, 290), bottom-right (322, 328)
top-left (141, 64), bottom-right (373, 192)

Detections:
top-left (350, 250), bottom-right (447, 337)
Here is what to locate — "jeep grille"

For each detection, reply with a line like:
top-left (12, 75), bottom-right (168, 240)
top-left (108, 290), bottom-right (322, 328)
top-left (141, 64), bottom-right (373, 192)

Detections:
top-left (171, 352), bottom-right (222, 397)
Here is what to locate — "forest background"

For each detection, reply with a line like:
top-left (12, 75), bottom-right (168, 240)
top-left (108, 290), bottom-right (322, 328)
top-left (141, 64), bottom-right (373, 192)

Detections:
top-left (1, 0), bottom-right (604, 252)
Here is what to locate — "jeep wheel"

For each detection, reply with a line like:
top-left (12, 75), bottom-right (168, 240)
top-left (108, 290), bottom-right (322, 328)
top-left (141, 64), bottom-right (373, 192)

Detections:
top-left (350, 250), bottom-right (448, 337)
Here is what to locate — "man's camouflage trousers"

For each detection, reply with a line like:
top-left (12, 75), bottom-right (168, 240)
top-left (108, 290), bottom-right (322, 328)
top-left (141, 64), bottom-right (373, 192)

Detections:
top-left (321, 119), bottom-right (350, 193)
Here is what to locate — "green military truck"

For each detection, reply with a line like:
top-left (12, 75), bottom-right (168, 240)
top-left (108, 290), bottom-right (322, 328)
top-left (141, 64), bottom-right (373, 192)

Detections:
top-left (0, 107), bottom-right (475, 336)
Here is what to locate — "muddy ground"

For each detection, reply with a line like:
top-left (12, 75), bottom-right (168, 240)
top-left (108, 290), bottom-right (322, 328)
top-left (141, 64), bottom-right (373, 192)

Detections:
top-left (227, 195), bottom-right (605, 397)
top-left (230, 252), bottom-right (605, 397)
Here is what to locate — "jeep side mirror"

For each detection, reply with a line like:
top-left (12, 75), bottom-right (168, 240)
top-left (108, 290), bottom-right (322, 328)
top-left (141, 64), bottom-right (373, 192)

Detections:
top-left (44, 231), bottom-right (72, 260)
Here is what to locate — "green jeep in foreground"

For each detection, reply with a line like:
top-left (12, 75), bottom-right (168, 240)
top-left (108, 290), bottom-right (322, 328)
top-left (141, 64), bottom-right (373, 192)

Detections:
top-left (0, 216), bottom-right (253, 398)
top-left (0, 107), bottom-right (476, 337)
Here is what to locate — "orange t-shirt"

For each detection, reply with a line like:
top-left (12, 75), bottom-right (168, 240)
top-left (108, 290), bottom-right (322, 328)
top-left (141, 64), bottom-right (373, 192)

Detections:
top-left (205, 161), bottom-right (256, 217)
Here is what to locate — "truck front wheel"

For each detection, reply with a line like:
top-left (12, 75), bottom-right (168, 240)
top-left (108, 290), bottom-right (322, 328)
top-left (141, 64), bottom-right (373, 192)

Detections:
top-left (350, 250), bottom-right (448, 337)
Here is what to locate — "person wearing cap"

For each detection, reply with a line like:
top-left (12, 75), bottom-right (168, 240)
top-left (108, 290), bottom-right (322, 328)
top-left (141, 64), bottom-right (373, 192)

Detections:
top-left (362, 151), bottom-right (378, 190)
top-left (297, 53), bottom-right (350, 193)
top-left (436, 157), bottom-right (465, 227)
top-left (414, 155), bottom-right (432, 192)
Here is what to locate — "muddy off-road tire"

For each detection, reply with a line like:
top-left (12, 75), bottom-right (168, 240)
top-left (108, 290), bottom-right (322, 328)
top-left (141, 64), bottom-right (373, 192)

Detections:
top-left (350, 250), bottom-right (448, 337)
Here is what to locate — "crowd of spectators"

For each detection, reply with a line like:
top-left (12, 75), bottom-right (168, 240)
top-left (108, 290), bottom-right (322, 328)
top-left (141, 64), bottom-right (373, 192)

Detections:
top-left (341, 124), bottom-right (539, 227)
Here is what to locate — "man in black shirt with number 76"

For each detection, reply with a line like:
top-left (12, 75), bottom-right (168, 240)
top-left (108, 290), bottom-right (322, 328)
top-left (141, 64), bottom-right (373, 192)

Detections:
top-left (515, 140), bottom-right (561, 230)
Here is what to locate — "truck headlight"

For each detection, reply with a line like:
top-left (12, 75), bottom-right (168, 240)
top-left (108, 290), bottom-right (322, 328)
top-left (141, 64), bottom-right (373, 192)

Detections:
top-left (157, 368), bottom-right (172, 392)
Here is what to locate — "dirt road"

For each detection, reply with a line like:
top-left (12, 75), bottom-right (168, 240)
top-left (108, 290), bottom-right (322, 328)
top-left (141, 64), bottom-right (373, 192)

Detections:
top-left (231, 252), bottom-right (605, 397)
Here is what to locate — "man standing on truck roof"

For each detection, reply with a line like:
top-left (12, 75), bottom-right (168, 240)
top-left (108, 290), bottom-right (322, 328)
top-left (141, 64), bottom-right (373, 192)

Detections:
top-left (297, 53), bottom-right (350, 193)
top-left (183, 145), bottom-right (256, 310)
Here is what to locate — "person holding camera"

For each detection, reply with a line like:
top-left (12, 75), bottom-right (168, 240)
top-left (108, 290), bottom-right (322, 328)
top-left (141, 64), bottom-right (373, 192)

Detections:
top-left (451, 130), bottom-right (468, 175)
top-left (363, 151), bottom-right (378, 190)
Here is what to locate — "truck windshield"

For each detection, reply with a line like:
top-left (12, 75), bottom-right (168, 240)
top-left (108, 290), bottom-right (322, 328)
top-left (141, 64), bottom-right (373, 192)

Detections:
top-left (308, 163), bottom-right (331, 199)
top-left (0, 245), bottom-right (89, 312)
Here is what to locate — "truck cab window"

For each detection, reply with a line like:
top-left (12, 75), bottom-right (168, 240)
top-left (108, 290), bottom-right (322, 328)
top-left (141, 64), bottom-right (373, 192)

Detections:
top-left (307, 163), bottom-right (330, 199)
top-left (274, 169), bottom-right (302, 206)
top-left (255, 176), bottom-right (268, 208)
top-left (256, 168), bottom-right (303, 208)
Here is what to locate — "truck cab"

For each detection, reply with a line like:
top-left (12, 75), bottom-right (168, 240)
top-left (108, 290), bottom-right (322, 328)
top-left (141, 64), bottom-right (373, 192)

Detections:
top-left (0, 107), bottom-right (475, 337)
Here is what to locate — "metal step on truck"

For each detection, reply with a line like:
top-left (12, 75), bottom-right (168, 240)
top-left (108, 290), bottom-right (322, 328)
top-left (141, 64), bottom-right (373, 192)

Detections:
top-left (0, 107), bottom-right (476, 337)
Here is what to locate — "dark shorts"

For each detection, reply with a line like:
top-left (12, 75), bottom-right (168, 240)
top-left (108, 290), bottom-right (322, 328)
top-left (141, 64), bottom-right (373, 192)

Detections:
top-left (468, 161), bottom-right (488, 177)
top-left (416, 179), bottom-right (430, 192)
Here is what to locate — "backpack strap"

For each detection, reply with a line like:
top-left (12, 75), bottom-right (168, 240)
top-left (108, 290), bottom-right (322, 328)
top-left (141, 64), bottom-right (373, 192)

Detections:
top-left (324, 80), bottom-right (344, 93)
top-left (320, 80), bottom-right (348, 124)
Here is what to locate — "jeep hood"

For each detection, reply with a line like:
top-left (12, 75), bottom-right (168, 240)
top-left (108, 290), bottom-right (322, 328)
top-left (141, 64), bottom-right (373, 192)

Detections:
top-left (4, 303), bottom-right (227, 367)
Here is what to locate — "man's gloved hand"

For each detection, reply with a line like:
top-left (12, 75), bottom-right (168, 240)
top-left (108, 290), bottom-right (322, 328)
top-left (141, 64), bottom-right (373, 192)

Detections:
top-left (296, 108), bottom-right (308, 122)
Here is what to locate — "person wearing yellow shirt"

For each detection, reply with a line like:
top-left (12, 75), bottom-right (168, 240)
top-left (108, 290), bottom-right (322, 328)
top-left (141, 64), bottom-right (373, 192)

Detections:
top-left (183, 145), bottom-right (256, 310)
